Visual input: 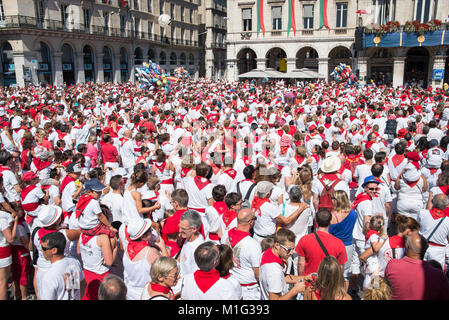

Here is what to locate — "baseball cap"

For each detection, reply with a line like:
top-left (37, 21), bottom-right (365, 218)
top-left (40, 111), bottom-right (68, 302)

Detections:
top-left (22, 171), bottom-right (38, 182)
top-left (66, 162), bottom-right (82, 173)
top-left (256, 181), bottom-right (274, 196)
top-left (84, 178), bottom-right (106, 192)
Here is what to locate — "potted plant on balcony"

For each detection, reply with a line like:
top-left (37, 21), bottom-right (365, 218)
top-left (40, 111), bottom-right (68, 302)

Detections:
top-left (428, 19), bottom-right (442, 31)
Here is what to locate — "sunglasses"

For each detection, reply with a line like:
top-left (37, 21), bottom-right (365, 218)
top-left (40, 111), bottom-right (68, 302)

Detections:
top-left (367, 187), bottom-right (379, 191)
top-left (279, 243), bottom-right (295, 254)
top-left (41, 246), bottom-right (54, 251)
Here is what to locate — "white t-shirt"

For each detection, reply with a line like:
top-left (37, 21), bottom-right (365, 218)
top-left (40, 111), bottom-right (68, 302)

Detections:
top-left (77, 198), bottom-right (102, 230)
top-left (101, 192), bottom-right (124, 223)
top-left (179, 235), bottom-right (205, 278)
top-left (39, 257), bottom-right (84, 300)
top-left (260, 259), bottom-right (286, 300)
top-left (180, 273), bottom-right (239, 300)
top-left (352, 199), bottom-right (373, 241)
top-left (253, 201), bottom-right (281, 238)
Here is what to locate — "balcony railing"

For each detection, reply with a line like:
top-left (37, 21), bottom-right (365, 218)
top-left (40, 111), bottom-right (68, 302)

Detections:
top-left (0, 15), bottom-right (199, 47)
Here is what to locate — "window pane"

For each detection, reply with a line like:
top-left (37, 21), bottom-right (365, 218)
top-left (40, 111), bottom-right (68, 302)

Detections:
top-left (304, 5), bottom-right (313, 18)
top-left (242, 8), bottom-right (251, 19)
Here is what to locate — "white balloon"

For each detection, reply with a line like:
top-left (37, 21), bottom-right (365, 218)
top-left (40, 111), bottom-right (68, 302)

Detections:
top-left (158, 14), bottom-right (172, 27)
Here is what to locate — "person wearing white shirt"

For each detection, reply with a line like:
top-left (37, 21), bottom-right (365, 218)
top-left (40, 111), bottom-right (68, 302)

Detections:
top-left (39, 232), bottom-right (86, 300)
top-left (100, 175), bottom-right (124, 223)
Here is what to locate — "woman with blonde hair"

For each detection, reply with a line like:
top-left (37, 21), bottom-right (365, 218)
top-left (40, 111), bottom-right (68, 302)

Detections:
top-left (141, 256), bottom-right (179, 300)
top-left (294, 165), bottom-right (314, 233)
top-left (328, 190), bottom-right (357, 289)
top-left (304, 256), bottom-right (352, 300)
top-left (362, 275), bottom-right (392, 300)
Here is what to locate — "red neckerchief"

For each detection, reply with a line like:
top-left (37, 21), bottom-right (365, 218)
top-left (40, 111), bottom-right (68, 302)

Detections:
top-left (320, 173), bottom-right (339, 183)
top-left (429, 207), bottom-right (448, 220)
top-left (429, 168), bottom-right (439, 175)
top-left (295, 155), bottom-right (305, 165)
top-left (389, 235), bottom-right (405, 249)
top-left (351, 193), bottom-right (372, 210)
top-left (391, 154), bottom-right (405, 167)
top-left (280, 145), bottom-right (289, 155)
top-left (75, 194), bottom-right (94, 219)
top-left (439, 185), bottom-right (449, 195)
top-left (212, 201), bottom-right (227, 216)
top-left (154, 162), bottom-right (166, 173)
top-left (223, 168), bottom-right (237, 180)
top-left (251, 196), bottom-right (270, 217)
top-left (405, 177), bottom-right (420, 188)
top-left (165, 239), bottom-right (180, 258)
top-left (365, 229), bottom-right (379, 242)
top-left (194, 176), bottom-right (210, 190)
top-left (324, 123), bottom-right (331, 129)
top-left (150, 282), bottom-right (173, 297)
top-left (120, 137), bottom-right (129, 147)
top-left (222, 210), bottom-right (238, 228)
top-left (260, 247), bottom-right (285, 267)
top-left (32, 158), bottom-right (52, 171)
top-left (227, 227), bottom-right (251, 247)
top-left (60, 176), bottom-right (75, 194)
top-left (365, 140), bottom-right (375, 149)
top-left (124, 226), bottom-right (150, 260)
top-left (180, 168), bottom-right (191, 178)
top-left (276, 129), bottom-right (284, 137)
top-left (311, 154), bottom-right (320, 163)
top-left (260, 149), bottom-right (270, 159)
top-left (193, 269), bottom-right (221, 293)
top-left (242, 156), bottom-right (252, 166)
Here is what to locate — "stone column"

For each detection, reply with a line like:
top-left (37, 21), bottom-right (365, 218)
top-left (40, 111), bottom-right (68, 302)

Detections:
top-left (286, 57), bottom-right (296, 72)
top-left (96, 52), bottom-right (104, 83)
top-left (357, 56), bottom-right (369, 85)
top-left (114, 51), bottom-right (122, 84)
top-left (226, 59), bottom-right (238, 82)
top-left (318, 57), bottom-right (329, 81)
top-left (392, 56), bottom-right (406, 88)
top-left (205, 48), bottom-right (214, 79)
top-left (53, 51), bottom-right (64, 86)
top-left (12, 52), bottom-right (26, 87)
top-left (76, 52), bottom-right (85, 84)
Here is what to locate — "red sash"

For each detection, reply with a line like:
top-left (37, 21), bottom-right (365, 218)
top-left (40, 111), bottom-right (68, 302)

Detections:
top-left (193, 269), bottom-right (221, 293)
top-left (0, 246), bottom-right (11, 259)
top-left (21, 185), bottom-right (39, 212)
top-left (227, 228), bottom-right (251, 248)
top-left (194, 176), bottom-right (210, 191)
top-left (75, 195), bottom-right (94, 219)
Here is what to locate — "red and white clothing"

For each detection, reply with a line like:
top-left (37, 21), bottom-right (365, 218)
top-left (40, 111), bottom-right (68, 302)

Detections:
top-left (216, 168), bottom-right (238, 193)
top-left (225, 227), bottom-right (262, 300)
top-left (0, 166), bottom-right (20, 203)
top-left (259, 247), bottom-right (287, 300)
top-left (21, 184), bottom-right (45, 229)
top-left (180, 269), bottom-right (239, 300)
top-left (387, 154), bottom-right (408, 181)
top-left (153, 161), bottom-right (175, 194)
top-left (122, 242), bottom-right (153, 300)
top-left (203, 202), bottom-right (226, 243)
top-left (418, 208), bottom-right (449, 268)
top-left (0, 211), bottom-right (13, 268)
top-left (252, 198), bottom-right (280, 243)
top-left (184, 176), bottom-right (214, 212)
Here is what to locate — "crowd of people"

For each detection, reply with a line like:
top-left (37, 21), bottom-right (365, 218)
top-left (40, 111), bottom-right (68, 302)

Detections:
top-left (0, 78), bottom-right (448, 300)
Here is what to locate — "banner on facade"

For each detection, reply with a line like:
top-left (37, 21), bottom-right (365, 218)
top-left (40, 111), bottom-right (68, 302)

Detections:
top-left (433, 69), bottom-right (444, 80)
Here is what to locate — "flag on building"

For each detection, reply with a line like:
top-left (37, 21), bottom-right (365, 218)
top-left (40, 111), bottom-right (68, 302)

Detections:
top-left (257, 0), bottom-right (265, 37)
top-left (320, 0), bottom-right (330, 31)
top-left (287, 0), bottom-right (296, 36)
top-left (119, 0), bottom-right (128, 7)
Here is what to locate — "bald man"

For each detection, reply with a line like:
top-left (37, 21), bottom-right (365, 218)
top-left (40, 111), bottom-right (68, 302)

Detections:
top-left (223, 208), bottom-right (262, 300)
top-left (385, 231), bottom-right (449, 300)
top-left (119, 129), bottom-right (140, 176)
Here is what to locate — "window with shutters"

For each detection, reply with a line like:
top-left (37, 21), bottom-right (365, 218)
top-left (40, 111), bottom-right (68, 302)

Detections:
top-left (242, 8), bottom-right (252, 31)
top-left (272, 6), bottom-right (282, 30)
top-left (303, 4), bottom-right (313, 29)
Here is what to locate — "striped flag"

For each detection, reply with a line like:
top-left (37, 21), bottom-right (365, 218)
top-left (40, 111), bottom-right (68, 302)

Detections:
top-left (320, 0), bottom-right (330, 31)
top-left (119, 0), bottom-right (128, 7)
top-left (287, 0), bottom-right (296, 36)
top-left (257, 0), bottom-right (265, 37)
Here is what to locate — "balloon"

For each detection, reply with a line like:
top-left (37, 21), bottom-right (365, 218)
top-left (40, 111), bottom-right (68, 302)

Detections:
top-left (163, 79), bottom-right (167, 85)
top-left (157, 80), bottom-right (162, 86)
top-left (158, 14), bottom-right (172, 27)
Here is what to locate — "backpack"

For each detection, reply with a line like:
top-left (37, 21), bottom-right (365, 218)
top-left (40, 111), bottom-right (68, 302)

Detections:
top-left (385, 119), bottom-right (397, 137)
top-left (344, 156), bottom-right (364, 188)
top-left (237, 181), bottom-right (257, 209)
top-left (318, 177), bottom-right (341, 210)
